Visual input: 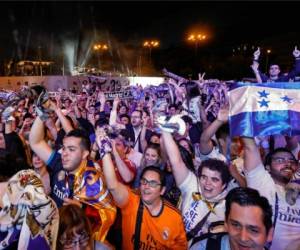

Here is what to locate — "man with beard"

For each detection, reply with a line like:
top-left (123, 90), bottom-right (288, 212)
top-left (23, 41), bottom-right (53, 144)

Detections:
top-left (29, 101), bottom-right (116, 245)
top-left (109, 96), bottom-right (152, 153)
top-left (242, 138), bottom-right (300, 250)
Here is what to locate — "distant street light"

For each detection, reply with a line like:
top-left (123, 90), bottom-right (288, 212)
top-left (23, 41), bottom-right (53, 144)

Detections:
top-left (93, 43), bottom-right (108, 70)
top-left (187, 33), bottom-right (207, 57)
top-left (93, 43), bottom-right (108, 51)
top-left (143, 40), bottom-right (160, 62)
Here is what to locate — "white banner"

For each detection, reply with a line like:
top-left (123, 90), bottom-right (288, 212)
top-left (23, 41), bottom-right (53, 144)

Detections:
top-left (0, 75), bottom-right (130, 92)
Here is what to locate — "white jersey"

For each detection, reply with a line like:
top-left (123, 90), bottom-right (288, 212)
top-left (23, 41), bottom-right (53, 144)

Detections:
top-left (245, 164), bottom-right (300, 250)
top-left (179, 171), bottom-right (226, 247)
top-left (199, 146), bottom-right (227, 162)
top-left (182, 96), bottom-right (202, 123)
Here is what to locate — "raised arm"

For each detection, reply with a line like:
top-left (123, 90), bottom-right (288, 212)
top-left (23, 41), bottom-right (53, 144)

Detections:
top-left (96, 128), bottom-right (129, 207)
top-left (111, 140), bottom-right (135, 183)
top-left (199, 101), bottom-right (211, 130)
top-left (242, 137), bottom-right (263, 172)
top-left (53, 101), bottom-right (73, 134)
top-left (251, 61), bottom-right (263, 83)
top-left (161, 131), bottom-right (189, 186)
top-left (251, 47), bottom-right (263, 83)
top-left (109, 96), bottom-right (125, 129)
top-left (287, 46), bottom-right (300, 78)
top-left (44, 118), bottom-right (58, 141)
top-left (199, 105), bottom-right (228, 155)
top-left (68, 93), bottom-right (81, 119)
top-left (29, 116), bottom-right (53, 163)
top-left (2, 106), bottom-right (16, 134)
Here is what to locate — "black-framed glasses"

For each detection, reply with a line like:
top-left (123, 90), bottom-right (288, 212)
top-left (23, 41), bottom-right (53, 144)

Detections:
top-left (60, 231), bottom-right (90, 249)
top-left (140, 178), bottom-right (161, 188)
top-left (272, 157), bottom-right (298, 165)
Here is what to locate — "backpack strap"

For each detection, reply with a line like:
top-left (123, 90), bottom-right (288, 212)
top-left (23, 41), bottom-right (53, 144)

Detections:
top-left (133, 199), bottom-right (144, 250)
top-left (186, 202), bottom-right (219, 241)
top-left (190, 232), bottom-right (227, 249)
top-left (206, 233), bottom-right (226, 250)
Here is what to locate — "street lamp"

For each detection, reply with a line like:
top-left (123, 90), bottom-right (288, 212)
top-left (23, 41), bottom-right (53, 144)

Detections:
top-left (93, 43), bottom-right (109, 70)
top-left (187, 33), bottom-right (207, 57)
top-left (143, 40), bottom-right (159, 62)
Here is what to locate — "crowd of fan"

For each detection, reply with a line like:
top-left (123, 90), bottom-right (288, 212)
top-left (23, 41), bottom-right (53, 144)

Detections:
top-left (1, 47), bottom-right (300, 250)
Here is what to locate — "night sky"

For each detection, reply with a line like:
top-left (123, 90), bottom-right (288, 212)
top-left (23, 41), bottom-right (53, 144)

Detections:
top-left (0, 1), bottom-right (299, 79)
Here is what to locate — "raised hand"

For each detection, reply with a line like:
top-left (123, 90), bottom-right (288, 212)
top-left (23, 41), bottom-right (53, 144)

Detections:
top-left (55, 93), bottom-right (61, 107)
top-left (253, 47), bottom-right (260, 60)
top-left (216, 104), bottom-right (229, 123)
top-left (98, 91), bottom-right (106, 105)
top-left (112, 96), bottom-right (120, 110)
top-left (48, 100), bottom-right (58, 111)
top-left (67, 92), bottom-right (77, 103)
top-left (251, 61), bottom-right (259, 73)
top-left (198, 72), bottom-right (206, 82)
top-left (293, 46), bottom-right (300, 58)
top-left (95, 127), bottom-right (112, 159)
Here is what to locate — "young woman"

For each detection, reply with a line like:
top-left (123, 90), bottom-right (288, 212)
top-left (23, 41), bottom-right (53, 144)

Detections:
top-left (132, 143), bottom-right (164, 188)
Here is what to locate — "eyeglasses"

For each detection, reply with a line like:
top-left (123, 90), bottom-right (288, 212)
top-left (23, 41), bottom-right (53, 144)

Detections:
top-left (60, 231), bottom-right (90, 249)
top-left (272, 157), bottom-right (298, 165)
top-left (140, 178), bottom-right (161, 188)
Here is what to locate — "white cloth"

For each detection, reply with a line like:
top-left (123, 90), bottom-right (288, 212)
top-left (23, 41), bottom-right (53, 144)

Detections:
top-left (0, 170), bottom-right (59, 250)
top-left (199, 146), bottom-right (227, 162)
top-left (245, 164), bottom-right (300, 250)
top-left (182, 96), bottom-right (202, 123)
top-left (127, 150), bottom-right (143, 170)
top-left (179, 171), bottom-right (226, 247)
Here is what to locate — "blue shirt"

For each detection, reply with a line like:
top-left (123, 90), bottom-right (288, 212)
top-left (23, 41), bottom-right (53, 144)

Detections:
top-left (46, 151), bottom-right (71, 207)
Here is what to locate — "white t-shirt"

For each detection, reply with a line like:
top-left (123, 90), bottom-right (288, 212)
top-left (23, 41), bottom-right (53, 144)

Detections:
top-left (199, 146), bottom-right (227, 162)
top-left (179, 171), bottom-right (226, 246)
top-left (245, 164), bottom-right (300, 250)
top-left (182, 96), bottom-right (202, 123)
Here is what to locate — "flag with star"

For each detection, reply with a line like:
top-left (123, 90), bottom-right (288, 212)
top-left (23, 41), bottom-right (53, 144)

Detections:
top-left (228, 82), bottom-right (300, 137)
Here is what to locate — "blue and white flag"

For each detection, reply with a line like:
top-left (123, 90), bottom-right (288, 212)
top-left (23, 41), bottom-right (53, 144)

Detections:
top-left (229, 82), bottom-right (300, 137)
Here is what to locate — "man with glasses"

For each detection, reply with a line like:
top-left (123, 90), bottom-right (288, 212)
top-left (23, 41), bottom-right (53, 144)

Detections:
top-left (96, 126), bottom-right (187, 250)
top-left (242, 138), bottom-right (300, 250)
top-left (251, 46), bottom-right (300, 83)
top-left (110, 101), bottom-right (152, 153)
